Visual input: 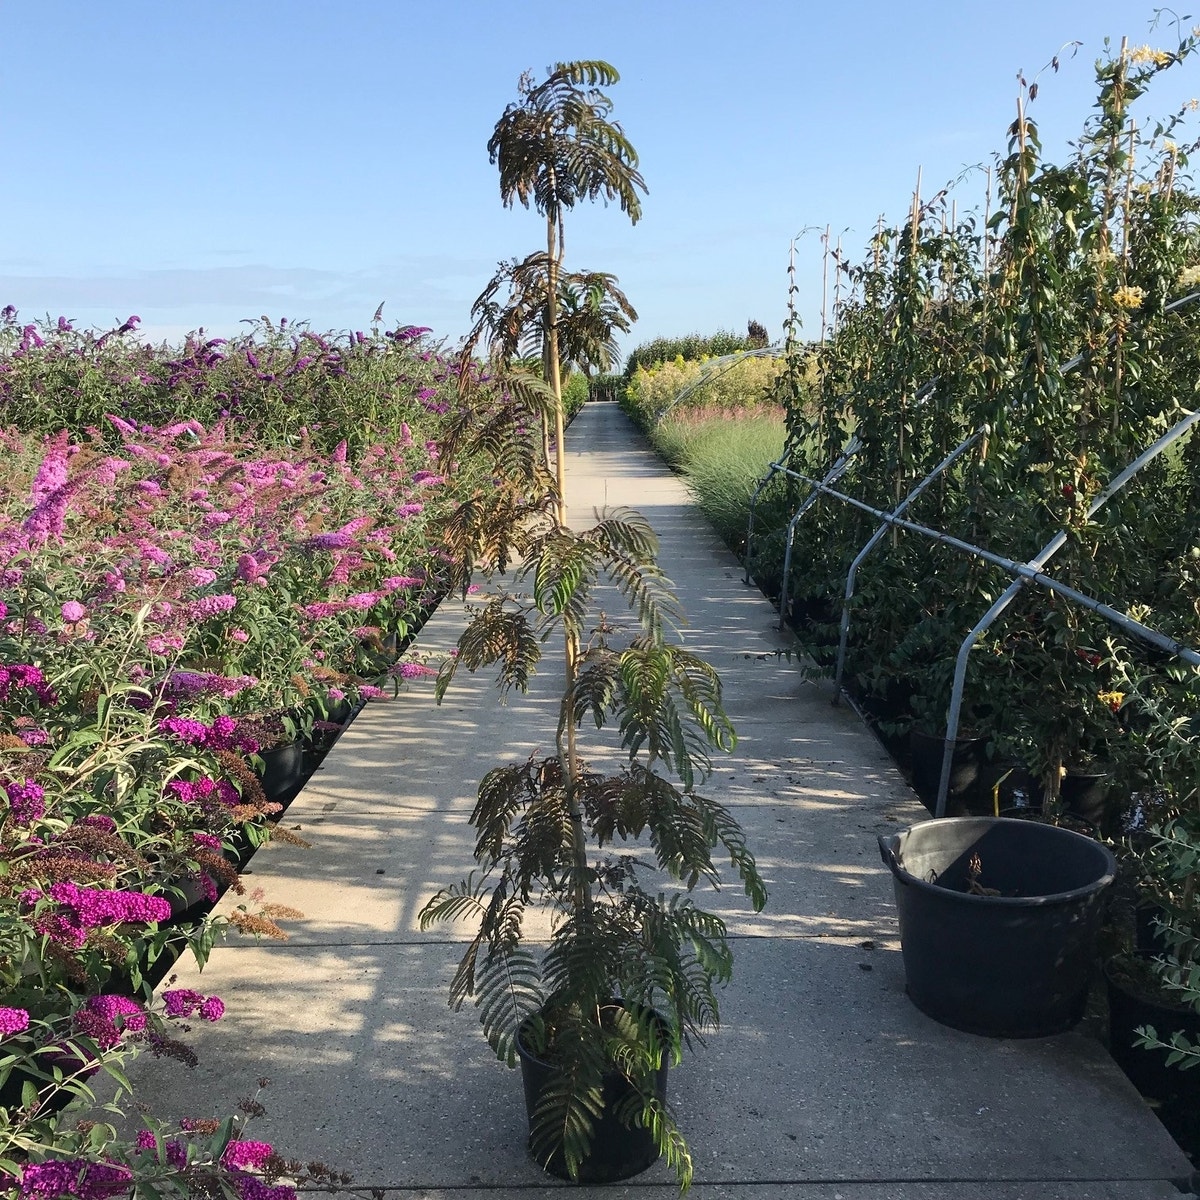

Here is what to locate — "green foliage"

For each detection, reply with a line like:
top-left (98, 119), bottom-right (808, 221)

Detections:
top-left (737, 31), bottom-right (1200, 793)
top-left (650, 410), bottom-right (789, 555)
top-left (562, 371), bottom-right (590, 418)
top-left (0, 310), bottom-right (458, 457)
top-left (623, 330), bottom-right (761, 377)
top-left (422, 363), bottom-right (763, 1192)
top-left (488, 60), bottom-right (646, 227)
top-left (484, 59), bottom-right (647, 516)
top-left (622, 354), bottom-right (785, 430)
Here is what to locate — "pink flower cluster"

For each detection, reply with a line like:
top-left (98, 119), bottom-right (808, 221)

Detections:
top-left (222, 1140), bottom-right (274, 1170)
top-left (189, 593), bottom-right (238, 621)
top-left (0, 663), bottom-right (56, 705)
top-left (22, 881), bottom-right (173, 948)
top-left (3, 778), bottom-right (46, 824)
top-left (6, 1158), bottom-right (133, 1200)
top-left (0, 1006), bottom-right (30, 1037)
top-left (134, 1129), bottom-right (187, 1169)
top-left (74, 994), bottom-right (148, 1049)
top-left (389, 662), bottom-right (438, 680)
top-left (165, 670), bottom-right (258, 700)
top-left (161, 988), bottom-right (225, 1022)
top-left (166, 776), bottom-right (242, 808)
top-left (159, 715), bottom-right (259, 753)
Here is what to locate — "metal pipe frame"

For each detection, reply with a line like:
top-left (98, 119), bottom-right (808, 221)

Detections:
top-left (932, 405), bottom-right (1200, 814)
top-left (832, 425), bottom-right (987, 703)
top-left (776, 440), bottom-right (861, 632)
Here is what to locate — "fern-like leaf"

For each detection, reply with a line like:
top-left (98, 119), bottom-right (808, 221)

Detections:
top-left (476, 945), bottom-right (544, 1066)
top-left (445, 599), bottom-right (543, 698)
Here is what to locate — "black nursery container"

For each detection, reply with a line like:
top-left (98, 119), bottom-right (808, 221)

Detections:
top-left (879, 817), bottom-right (1116, 1037)
top-left (1106, 960), bottom-right (1200, 1157)
top-left (515, 1018), bottom-right (668, 1184)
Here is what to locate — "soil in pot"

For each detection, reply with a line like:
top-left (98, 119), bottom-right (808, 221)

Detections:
top-left (1106, 955), bottom-right (1200, 1161)
top-left (515, 1011), bottom-right (669, 1184)
top-left (880, 817), bottom-right (1116, 1037)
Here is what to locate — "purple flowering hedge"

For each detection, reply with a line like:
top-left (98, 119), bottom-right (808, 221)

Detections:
top-left (0, 313), bottom-right (481, 1198)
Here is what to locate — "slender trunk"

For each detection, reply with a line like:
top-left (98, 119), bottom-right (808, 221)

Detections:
top-left (546, 201), bottom-right (590, 916)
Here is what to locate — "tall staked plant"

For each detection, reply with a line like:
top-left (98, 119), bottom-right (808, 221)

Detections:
top-left (425, 61), bottom-right (764, 1189)
top-left (487, 59), bottom-right (647, 524)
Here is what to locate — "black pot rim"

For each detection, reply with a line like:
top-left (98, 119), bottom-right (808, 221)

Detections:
top-left (515, 1000), bottom-right (666, 1072)
top-left (1104, 953), bottom-right (1197, 1017)
top-left (880, 816), bottom-right (1117, 908)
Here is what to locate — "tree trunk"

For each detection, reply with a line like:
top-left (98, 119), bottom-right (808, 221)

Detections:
top-left (546, 202), bottom-right (590, 916)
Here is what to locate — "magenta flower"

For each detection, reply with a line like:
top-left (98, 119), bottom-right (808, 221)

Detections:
top-left (60, 600), bottom-right (87, 623)
top-left (4, 778), bottom-right (46, 824)
top-left (12, 1158), bottom-right (133, 1200)
top-left (135, 1130), bottom-right (188, 1169)
top-left (0, 1007), bottom-right (29, 1037)
top-left (199, 996), bottom-right (225, 1021)
top-left (23, 882), bottom-right (172, 948)
top-left (302, 532), bottom-right (355, 551)
top-left (161, 988), bottom-right (204, 1019)
top-left (85, 994), bottom-right (147, 1032)
top-left (28, 430), bottom-right (71, 507)
top-left (300, 602), bottom-right (339, 619)
top-left (73, 995), bottom-right (148, 1049)
top-left (23, 479), bottom-right (82, 544)
top-left (166, 776), bottom-right (241, 807)
top-left (235, 553), bottom-right (273, 584)
top-left (391, 662), bottom-right (438, 680)
top-left (189, 593), bottom-right (238, 621)
top-left (146, 633), bottom-right (185, 655)
top-left (222, 1140), bottom-right (273, 1170)
top-left (77, 813), bottom-right (117, 832)
top-left (230, 1175), bottom-right (296, 1200)
top-left (0, 664), bottom-right (56, 705)
top-left (159, 716), bottom-right (257, 753)
top-left (166, 670), bottom-right (257, 700)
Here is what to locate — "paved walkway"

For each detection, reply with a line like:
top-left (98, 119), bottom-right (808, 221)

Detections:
top-left (131, 402), bottom-right (1195, 1198)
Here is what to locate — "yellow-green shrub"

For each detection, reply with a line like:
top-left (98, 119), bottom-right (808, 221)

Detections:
top-left (622, 354), bottom-right (784, 429)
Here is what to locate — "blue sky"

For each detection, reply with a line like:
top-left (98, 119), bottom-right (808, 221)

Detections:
top-left (2, 2), bottom-right (1196, 358)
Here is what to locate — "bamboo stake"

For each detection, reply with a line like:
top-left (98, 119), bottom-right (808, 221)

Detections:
top-left (983, 164), bottom-right (992, 295)
top-left (1114, 119), bottom-right (1137, 435)
top-left (833, 234), bottom-right (843, 336)
top-left (820, 224), bottom-right (831, 344)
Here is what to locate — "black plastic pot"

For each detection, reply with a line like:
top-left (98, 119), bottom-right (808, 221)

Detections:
top-left (1060, 770), bottom-right (1112, 833)
top-left (909, 731), bottom-right (987, 813)
top-left (1106, 957), bottom-right (1200, 1158)
top-left (258, 740), bottom-right (305, 801)
top-left (1134, 903), bottom-right (1174, 957)
top-left (977, 763), bottom-right (1041, 816)
top-left (879, 817), bottom-right (1116, 1037)
top-left (515, 1016), bottom-right (668, 1184)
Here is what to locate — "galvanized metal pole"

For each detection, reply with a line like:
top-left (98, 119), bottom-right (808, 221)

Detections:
top-left (832, 418), bottom-right (980, 702)
top-left (777, 440), bottom-right (861, 632)
top-left (932, 405), bottom-right (1200, 814)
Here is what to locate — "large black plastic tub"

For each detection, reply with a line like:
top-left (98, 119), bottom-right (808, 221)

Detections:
top-left (880, 817), bottom-right (1116, 1037)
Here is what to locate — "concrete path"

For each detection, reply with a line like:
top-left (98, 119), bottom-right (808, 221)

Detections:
top-left (129, 402), bottom-right (1195, 1198)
